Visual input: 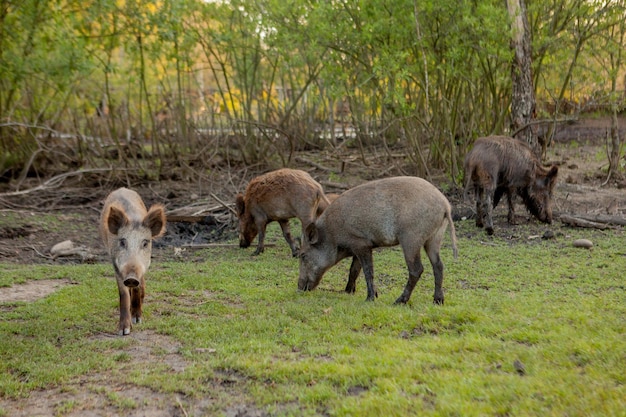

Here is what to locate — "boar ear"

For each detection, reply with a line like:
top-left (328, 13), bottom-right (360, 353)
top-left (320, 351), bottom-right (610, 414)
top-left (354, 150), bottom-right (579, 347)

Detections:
top-left (235, 194), bottom-right (245, 217)
top-left (304, 222), bottom-right (319, 245)
top-left (144, 204), bottom-right (167, 238)
top-left (106, 205), bottom-right (129, 236)
top-left (547, 165), bottom-right (559, 187)
top-left (547, 165), bottom-right (558, 179)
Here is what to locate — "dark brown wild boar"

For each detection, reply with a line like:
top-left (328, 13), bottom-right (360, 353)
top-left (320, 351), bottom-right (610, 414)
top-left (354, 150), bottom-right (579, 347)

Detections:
top-left (235, 168), bottom-right (331, 257)
top-left (100, 188), bottom-right (166, 335)
top-left (298, 177), bottom-right (458, 305)
top-left (464, 135), bottom-right (558, 235)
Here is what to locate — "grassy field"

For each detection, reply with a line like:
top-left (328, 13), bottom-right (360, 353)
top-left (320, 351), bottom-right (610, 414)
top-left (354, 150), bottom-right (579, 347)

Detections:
top-left (0, 220), bottom-right (625, 416)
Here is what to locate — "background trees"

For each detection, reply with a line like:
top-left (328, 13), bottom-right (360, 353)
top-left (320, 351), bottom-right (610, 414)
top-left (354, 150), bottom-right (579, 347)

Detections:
top-left (0, 0), bottom-right (624, 184)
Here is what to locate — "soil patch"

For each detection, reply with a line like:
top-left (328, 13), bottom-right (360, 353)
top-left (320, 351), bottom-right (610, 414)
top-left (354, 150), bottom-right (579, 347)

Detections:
top-left (0, 278), bottom-right (73, 303)
top-left (0, 329), bottom-right (267, 417)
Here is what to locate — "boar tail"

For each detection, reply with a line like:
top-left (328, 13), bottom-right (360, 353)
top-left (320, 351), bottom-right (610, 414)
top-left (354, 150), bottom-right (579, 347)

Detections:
top-left (446, 210), bottom-right (458, 259)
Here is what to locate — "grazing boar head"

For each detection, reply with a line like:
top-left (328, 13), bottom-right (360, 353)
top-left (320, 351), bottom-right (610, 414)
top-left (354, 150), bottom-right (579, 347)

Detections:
top-left (298, 222), bottom-right (337, 291)
top-left (235, 193), bottom-right (257, 249)
top-left (520, 165), bottom-right (559, 223)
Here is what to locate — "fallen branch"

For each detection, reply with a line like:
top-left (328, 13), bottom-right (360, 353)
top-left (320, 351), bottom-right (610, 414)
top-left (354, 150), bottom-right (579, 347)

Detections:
top-left (320, 180), bottom-right (350, 191)
top-left (180, 243), bottom-right (277, 249)
top-left (294, 156), bottom-right (337, 173)
top-left (166, 215), bottom-right (208, 223)
top-left (564, 213), bottom-right (626, 227)
top-left (559, 214), bottom-right (617, 230)
top-left (0, 168), bottom-right (122, 197)
top-left (210, 192), bottom-right (238, 216)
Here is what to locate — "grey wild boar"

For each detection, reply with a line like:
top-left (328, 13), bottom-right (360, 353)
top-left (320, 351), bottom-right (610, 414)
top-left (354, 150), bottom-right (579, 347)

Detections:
top-left (235, 168), bottom-right (331, 257)
top-left (100, 188), bottom-right (166, 335)
top-left (464, 135), bottom-right (559, 235)
top-left (298, 176), bottom-right (458, 305)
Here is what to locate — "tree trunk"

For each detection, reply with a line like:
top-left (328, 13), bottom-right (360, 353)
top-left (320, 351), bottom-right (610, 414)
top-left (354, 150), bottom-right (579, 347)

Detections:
top-left (506, 0), bottom-right (539, 157)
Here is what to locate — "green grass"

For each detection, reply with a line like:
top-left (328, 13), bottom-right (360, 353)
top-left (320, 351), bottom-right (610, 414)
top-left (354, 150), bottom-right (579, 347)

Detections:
top-left (0, 221), bottom-right (625, 416)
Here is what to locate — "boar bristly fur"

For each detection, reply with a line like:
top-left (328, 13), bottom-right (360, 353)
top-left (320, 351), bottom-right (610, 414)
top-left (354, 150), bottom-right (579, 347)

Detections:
top-left (100, 188), bottom-right (166, 336)
top-left (236, 168), bottom-right (331, 257)
top-left (464, 136), bottom-right (558, 235)
top-left (298, 177), bottom-right (457, 305)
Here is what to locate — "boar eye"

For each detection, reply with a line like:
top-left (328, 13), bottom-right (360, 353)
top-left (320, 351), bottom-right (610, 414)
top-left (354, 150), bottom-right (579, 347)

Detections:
top-left (142, 239), bottom-right (149, 249)
top-left (119, 238), bottom-right (127, 249)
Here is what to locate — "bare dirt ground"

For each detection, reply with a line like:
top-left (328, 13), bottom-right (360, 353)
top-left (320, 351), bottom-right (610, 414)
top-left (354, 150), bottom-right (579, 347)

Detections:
top-left (1, 116), bottom-right (625, 416)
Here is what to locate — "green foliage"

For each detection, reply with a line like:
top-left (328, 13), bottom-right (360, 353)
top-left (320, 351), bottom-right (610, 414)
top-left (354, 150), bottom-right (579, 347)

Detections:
top-left (0, 222), bottom-right (624, 415)
top-left (0, 0), bottom-right (625, 178)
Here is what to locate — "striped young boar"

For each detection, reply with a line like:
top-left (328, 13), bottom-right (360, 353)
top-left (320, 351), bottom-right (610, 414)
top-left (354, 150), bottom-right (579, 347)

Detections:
top-left (100, 188), bottom-right (166, 335)
top-left (298, 176), bottom-right (458, 305)
top-left (464, 136), bottom-right (559, 235)
top-left (235, 168), bottom-right (331, 257)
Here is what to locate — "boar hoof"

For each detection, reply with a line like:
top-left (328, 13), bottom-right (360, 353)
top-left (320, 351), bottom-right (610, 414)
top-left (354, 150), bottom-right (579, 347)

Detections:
top-left (118, 327), bottom-right (131, 336)
top-left (394, 297), bottom-right (408, 305)
top-left (132, 317), bottom-right (141, 324)
top-left (365, 291), bottom-right (378, 302)
top-left (433, 298), bottom-right (444, 305)
top-left (486, 227), bottom-right (494, 236)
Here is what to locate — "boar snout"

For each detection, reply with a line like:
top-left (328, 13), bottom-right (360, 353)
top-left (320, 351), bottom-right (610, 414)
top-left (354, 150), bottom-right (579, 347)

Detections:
top-left (123, 274), bottom-right (140, 288)
top-left (297, 269), bottom-right (311, 291)
top-left (298, 277), bottom-right (312, 291)
top-left (298, 280), bottom-right (318, 292)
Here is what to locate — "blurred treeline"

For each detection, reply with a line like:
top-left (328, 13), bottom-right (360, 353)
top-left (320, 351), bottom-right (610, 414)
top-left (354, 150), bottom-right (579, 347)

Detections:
top-left (0, 0), bottom-right (624, 184)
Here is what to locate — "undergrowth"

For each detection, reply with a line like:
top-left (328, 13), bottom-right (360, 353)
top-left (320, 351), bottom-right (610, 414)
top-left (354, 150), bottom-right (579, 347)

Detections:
top-left (0, 220), bottom-right (624, 416)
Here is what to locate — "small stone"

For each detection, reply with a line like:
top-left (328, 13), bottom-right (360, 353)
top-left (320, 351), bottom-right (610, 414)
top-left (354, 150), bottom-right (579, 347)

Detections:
top-left (572, 239), bottom-right (593, 249)
top-left (50, 240), bottom-right (74, 256)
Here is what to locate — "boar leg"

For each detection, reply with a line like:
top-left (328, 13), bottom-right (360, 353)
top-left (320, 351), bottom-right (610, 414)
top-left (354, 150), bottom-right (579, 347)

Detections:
top-left (493, 187), bottom-right (505, 208)
top-left (475, 187), bottom-right (485, 228)
top-left (345, 257), bottom-right (362, 294)
top-left (117, 281), bottom-right (132, 336)
top-left (355, 251), bottom-right (378, 301)
top-left (395, 250), bottom-right (424, 305)
top-left (252, 221), bottom-right (268, 256)
top-left (130, 278), bottom-right (145, 324)
top-left (425, 238), bottom-right (445, 305)
top-left (278, 219), bottom-right (299, 257)
top-left (506, 190), bottom-right (517, 224)
top-left (484, 192), bottom-right (495, 235)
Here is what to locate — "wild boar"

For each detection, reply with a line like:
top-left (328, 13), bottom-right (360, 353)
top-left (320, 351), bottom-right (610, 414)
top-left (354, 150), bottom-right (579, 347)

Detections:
top-left (463, 135), bottom-right (559, 235)
top-left (298, 176), bottom-right (458, 305)
top-left (235, 168), bottom-right (331, 257)
top-left (100, 188), bottom-right (166, 335)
